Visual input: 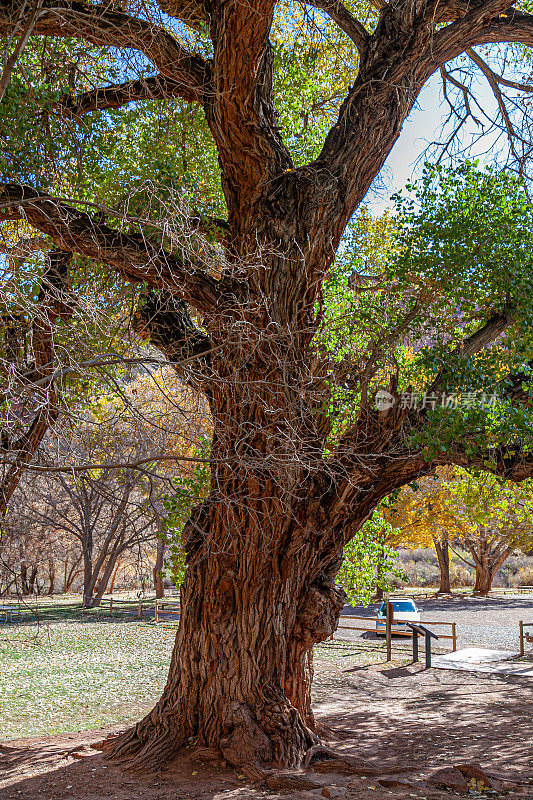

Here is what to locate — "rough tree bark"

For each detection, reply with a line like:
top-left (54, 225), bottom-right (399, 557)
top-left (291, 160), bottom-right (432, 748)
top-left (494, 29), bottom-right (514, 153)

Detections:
top-left (2, 0), bottom-right (533, 775)
top-left (434, 534), bottom-right (451, 594)
top-left (469, 537), bottom-right (514, 595)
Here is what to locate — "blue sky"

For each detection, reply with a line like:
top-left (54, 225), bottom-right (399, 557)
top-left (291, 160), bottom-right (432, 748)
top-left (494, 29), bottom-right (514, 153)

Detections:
top-left (366, 68), bottom-right (499, 212)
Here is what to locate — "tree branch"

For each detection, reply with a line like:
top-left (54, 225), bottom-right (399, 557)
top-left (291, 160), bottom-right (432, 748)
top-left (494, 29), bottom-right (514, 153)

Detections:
top-left (427, 310), bottom-right (514, 393)
top-left (133, 290), bottom-right (213, 390)
top-left (441, 444), bottom-right (533, 482)
top-left (0, 184), bottom-right (220, 312)
top-left (466, 47), bottom-right (524, 158)
top-left (57, 74), bottom-right (201, 117)
top-left (0, 0), bottom-right (211, 101)
top-left (431, 5), bottom-right (529, 64)
top-left (302, 0), bottom-right (370, 53)
top-left (207, 1), bottom-right (292, 224)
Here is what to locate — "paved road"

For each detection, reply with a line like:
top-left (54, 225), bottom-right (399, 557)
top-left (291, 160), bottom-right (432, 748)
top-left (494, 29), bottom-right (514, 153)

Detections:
top-left (336, 593), bottom-right (533, 652)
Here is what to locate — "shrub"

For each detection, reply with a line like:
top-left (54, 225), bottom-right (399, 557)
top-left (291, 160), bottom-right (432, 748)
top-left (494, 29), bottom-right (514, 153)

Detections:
top-left (508, 566), bottom-right (533, 587)
top-left (400, 559), bottom-right (440, 587)
top-left (450, 564), bottom-right (472, 587)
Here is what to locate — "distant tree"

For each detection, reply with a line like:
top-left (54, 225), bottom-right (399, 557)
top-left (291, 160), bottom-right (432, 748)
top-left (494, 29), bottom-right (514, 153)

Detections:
top-left (390, 474), bottom-right (456, 593)
top-left (4, 367), bottom-right (210, 603)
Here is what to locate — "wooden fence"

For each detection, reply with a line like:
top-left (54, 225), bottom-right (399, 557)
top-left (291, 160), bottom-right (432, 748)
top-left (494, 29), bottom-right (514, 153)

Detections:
top-left (83, 596), bottom-right (155, 618)
top-left (519, 621), bottom-right (533, 656)
top-left (335, 614), bottom-right (457, 652)
top-left (154, 599), bottom-right (180, 622)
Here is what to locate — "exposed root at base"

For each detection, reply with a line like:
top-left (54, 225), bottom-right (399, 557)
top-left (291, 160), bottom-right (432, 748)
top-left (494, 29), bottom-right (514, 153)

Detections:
top-left (98, 700), bottom-right (323, 774)
top-left (303, 743), bottom-right (340, 766)
top-left (99, 717), bottom-right (187, 773)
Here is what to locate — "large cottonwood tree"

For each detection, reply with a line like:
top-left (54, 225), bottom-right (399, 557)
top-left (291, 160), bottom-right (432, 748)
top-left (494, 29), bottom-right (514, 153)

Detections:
top-left (2, 0), bottom-right (533, 773)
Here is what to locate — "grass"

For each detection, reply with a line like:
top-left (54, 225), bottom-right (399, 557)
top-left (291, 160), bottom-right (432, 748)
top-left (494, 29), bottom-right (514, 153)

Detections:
top-left (0, 599), bottom-right (413, 742)
top-left (0, 608), bottom-right (175, 740)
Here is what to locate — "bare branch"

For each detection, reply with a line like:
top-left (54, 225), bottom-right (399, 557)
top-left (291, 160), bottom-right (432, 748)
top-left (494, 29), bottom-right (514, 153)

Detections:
top-left (466, 47), bottom-right (523, 157)
top-left (57, 74), bottom-right (202, 118)
top-left (0, 184), bottom-right (221, 312)
top-left (0, 0), bottom-right (42, 102)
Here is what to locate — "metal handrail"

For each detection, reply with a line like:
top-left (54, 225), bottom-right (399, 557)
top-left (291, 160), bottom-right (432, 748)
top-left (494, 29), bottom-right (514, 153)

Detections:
top-left (405, 621), bottom-right (439, 667)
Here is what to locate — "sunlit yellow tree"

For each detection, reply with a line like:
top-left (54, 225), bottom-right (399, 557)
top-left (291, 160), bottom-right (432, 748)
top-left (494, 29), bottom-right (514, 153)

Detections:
top-left (392, 468), bottom-right (533, 595)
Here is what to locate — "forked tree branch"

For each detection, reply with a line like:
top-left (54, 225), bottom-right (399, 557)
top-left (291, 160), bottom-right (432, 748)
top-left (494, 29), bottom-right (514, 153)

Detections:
top-left (467, 47), bottom-right (533, 94)
top-left (0, 185), bottom-right (220, 312)
top-left (466, 47), bottom-right (524, 157)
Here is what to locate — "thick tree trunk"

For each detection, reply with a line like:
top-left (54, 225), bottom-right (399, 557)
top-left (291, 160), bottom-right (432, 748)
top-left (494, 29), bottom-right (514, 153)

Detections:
top-left (469, 538), bottom-right (512, 596)
top-left (473, 562), bottom-right (493, 595)
top-left (434, 535), bottom-right (451, 594)
top-left (106, 489), bottom-right (346, 771)
top-left (103, 232), bottom-right (419, 771)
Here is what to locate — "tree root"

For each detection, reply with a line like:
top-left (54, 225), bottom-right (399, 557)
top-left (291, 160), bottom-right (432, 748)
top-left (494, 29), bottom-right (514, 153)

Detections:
top-left (303, 743), bottom-right (340, 766)
top-left (99, 713), bottom-right (187, 773)
top-left (99, 699), bottom-right (319, 773)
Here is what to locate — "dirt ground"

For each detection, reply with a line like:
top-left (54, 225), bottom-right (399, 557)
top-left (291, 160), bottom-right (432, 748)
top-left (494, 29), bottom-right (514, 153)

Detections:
top-left (1, 659), bottom-right (533, 800)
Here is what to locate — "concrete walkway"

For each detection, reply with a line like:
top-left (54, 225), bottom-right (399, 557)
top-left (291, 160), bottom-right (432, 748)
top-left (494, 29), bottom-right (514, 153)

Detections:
top-left (433, 647), bottom-right (533, 676)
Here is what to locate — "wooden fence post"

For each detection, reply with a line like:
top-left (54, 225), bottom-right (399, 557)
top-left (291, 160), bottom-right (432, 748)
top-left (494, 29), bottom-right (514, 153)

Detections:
top-left (520, 621), bottom-right (524, 657)
top-left (452, 622), bottom-right (457, 652)
top-left (386, 601), bottom-right (393, 662)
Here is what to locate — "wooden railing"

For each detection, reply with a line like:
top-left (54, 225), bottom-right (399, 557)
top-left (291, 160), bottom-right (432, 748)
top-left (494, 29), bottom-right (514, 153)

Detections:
top-left (154, 599), bottom-right (180, 622)
top-left (335, 615), bottom-right (457, 651)
top-left (519, 621), bottom-right (533, 656)
top-left (83, 595), bottom-right (155, 619)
